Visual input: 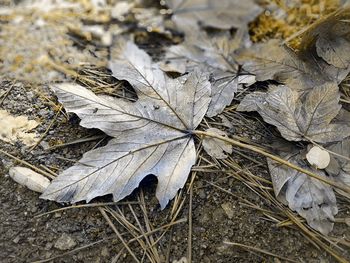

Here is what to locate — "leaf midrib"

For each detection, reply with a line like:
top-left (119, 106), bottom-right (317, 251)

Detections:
top-left (43, 134), bottom-right (192, 197)
top-left (56, 86), bottom-right (189, 134)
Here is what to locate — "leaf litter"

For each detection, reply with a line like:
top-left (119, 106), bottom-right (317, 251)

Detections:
top-left (237, 5), bottom-right (350, 235)
top-left (1, 0), bottom-right (350, 262)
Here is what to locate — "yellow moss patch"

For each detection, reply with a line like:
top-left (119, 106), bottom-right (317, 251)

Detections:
top-left (250, 0), bottom-right (342, 48)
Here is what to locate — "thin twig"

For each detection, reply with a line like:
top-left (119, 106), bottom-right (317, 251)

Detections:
top-left (99, 207), bottom-right (141, 263)
top-left (194, 130), bottom-right (350, 193)
top-left (28, 106), bottom-right (62, 152)
top-left (32, 238), bottom-right (113, 263)
top-left (223, 241), bottom-right (298, 263)
top-left (0, 149), bottom-right (55, 180)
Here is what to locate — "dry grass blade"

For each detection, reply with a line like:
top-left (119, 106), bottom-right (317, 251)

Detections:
top-left (47, 135), bottom-right (107, 151)
top-left (28, 105), bottom-right (62, 152)
top-left (214, 145), bottom-right (349, 263)
top-left (285, 210), bottom-right (349, 263)
top-left (32, 238), bottom-right (114, 263)
top-left (194, 131), bottom-right (350, 194)
top-left (98, 207), bottom-right (141, 263)
top-left (34, 201), bottom-right (138, 218)
top-left (0, 149), bottom-right (55, 180)
top-left (0, 81), bottom-right (15, 106)
top-left (223, 241), bottom-right (298, 263)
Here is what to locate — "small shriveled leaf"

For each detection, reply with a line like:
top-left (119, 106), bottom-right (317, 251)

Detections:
top-left (165, 0), bottom-right (262, 32)
top-left (267, 154), bottom-right (338, 235)
top-left (237, 83), bottom-right (350, 143)
top-left (41, 41), bottom-right (211, 208)
top-left (161, 31), bottom-right (252, 117)
top-left (202, 128), bottom-right (232, 159)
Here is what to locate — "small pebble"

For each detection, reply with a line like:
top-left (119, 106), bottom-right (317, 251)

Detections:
top-left (54, 233), bottom-right (77, 250)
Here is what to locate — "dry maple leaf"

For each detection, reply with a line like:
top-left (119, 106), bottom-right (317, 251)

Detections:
top-left (41, 41), bottom-right (211, 208)
top-left (161, 30), bottom-right (254, 117)
top-left (267, 153), bottom-right (338, 235)
top-left (237, 83), bottom-right (350, 143)
top-left (237, 39), bottom-right (349, 89)
top-left (326, 138), bottom-right (350, 198)
top-left (165, 0), bottom-right (262, 32)
top-left (300, 7), bottom-right (350, 69)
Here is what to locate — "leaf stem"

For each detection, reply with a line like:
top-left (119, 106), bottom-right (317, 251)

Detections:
top-left (193, 130), bottom-right (350, 193)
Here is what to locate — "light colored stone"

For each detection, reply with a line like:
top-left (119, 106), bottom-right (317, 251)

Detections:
top-left (306, 146), bottom-right (330, 169)
top-left (221, 202), bottom-right (234, 219)
top-left (9, 166), bottom-right (50, 193)
top-left (54, 233), bottom-right (77, 250)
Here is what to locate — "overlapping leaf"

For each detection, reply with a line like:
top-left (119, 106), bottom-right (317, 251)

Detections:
top-left (41, 41), bottom-right (211, 208)
top-left (326, 138), bottom-right (350, 197)
top-left (161, 30), bottom-right (254, 117)
top-left (237, 39), bottom-right (349, 88)
top-left (267, 153), bottom-right (338, 235)
top-left (237, 83), bottom-right (350, 143)
top-left (165, 0), bottom-right (262, 32)
top-left (300, 7), bottom-right (350, 69)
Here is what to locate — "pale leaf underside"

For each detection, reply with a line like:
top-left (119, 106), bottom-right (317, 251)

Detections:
top-left (41, 41), bottom-right (211, 208)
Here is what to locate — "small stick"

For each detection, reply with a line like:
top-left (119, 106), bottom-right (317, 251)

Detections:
top-left (0, 81), bottom-right (15, 106)
top-left (39, 164), bottom-right (58, 177)
top-left (28, 106), bottom-right (62, 152)
top-left (46, 135), bottom-right (106, 151)
top-left (194, 130), bottom-right (350, 194)
top-left (223, 241), bottom-right (298, 263)
top-left (0, 149), bottom-right (55, 180)
top-left (99, 207), bottom-right (140, 263)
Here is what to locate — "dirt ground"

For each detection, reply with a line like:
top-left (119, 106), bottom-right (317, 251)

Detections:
top-left (1, 1), bottom-right (350, 261)
top-left (1, 81), bottom-right (349, 263)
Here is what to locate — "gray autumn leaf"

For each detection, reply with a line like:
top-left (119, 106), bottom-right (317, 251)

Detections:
top-left (237, 83), bottom-right (350, 143)
top-left (326, 138), bottom-right (350, 198)
top-left (41, 41), bottom-right (211, 208)
top-left (237, 39), bottom-right (349, 88)
top-left (300, 7), bottom-right (350, 69)
top-left (165, 0), bottom-right (262, 33)
top-left (161, 30), bottom-right (253, 117)
top-left (267, 154), bottom-right (338, 235)
top-left (202, 128), bottom-right (232, 159)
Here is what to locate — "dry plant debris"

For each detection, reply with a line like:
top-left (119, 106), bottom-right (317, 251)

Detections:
top-left (0, 0), bottom-right (110, 83)
top-left (237, 5), bottom-right (350, 234)
top-left (1, 0), bottom-right (350, 262)
top-left (0, 109), bottom-right (39, 146)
